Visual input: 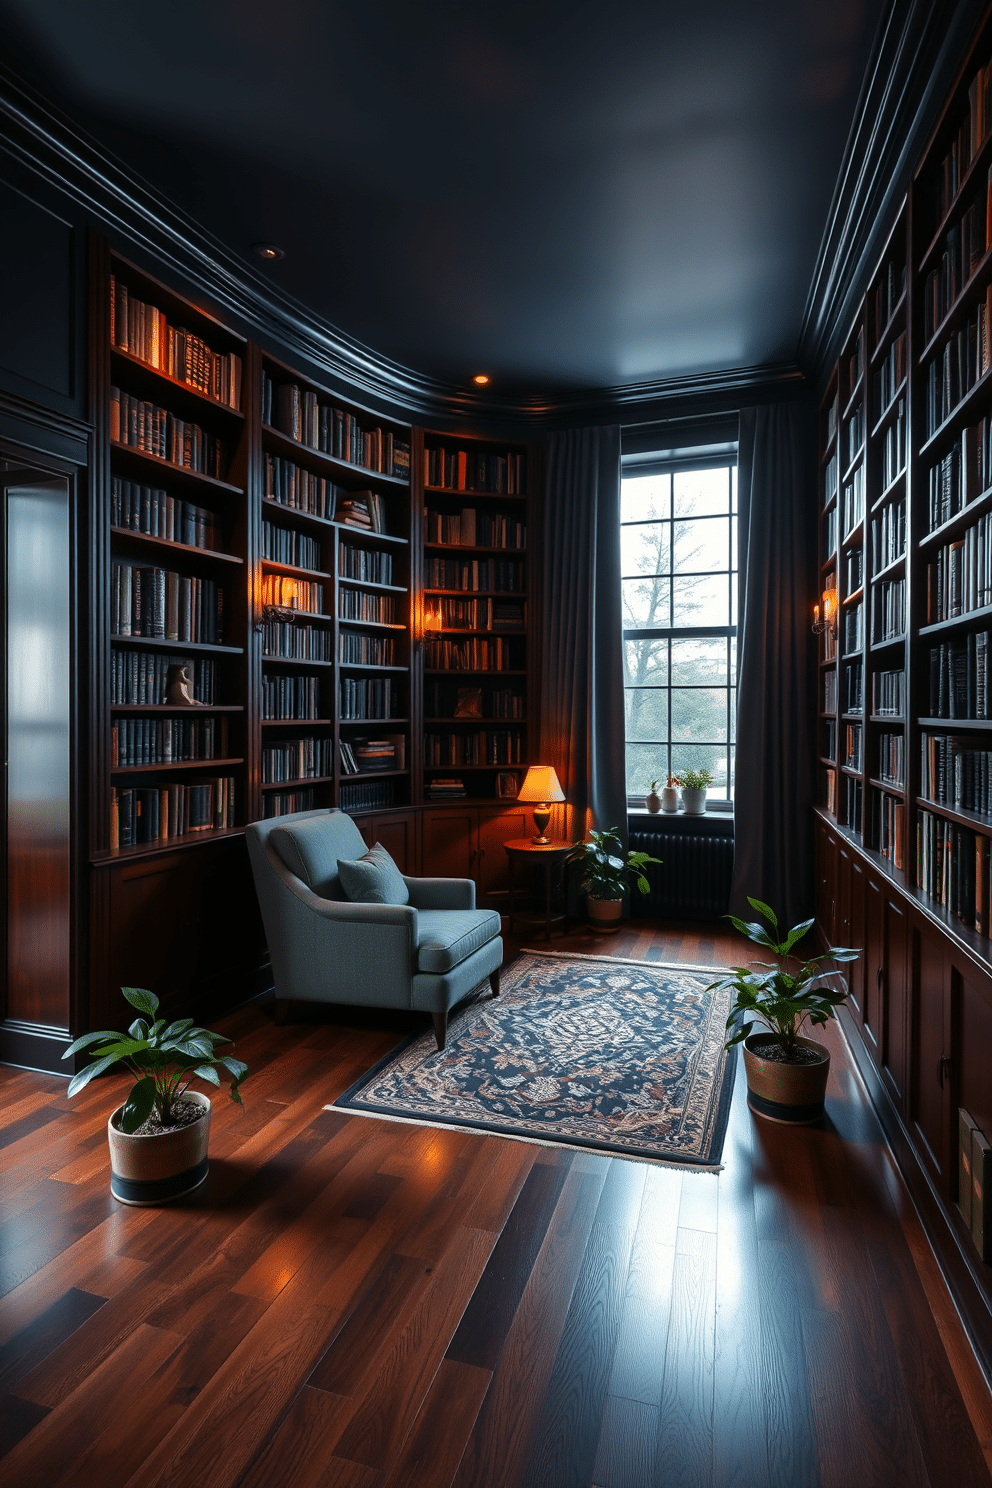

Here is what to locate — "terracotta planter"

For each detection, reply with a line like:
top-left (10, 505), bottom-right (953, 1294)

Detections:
top-left (742, 1033), bottom-right (830, 1125)
top-left (107, 1090), bottom-right (211, 1206)
top-left (660, 786), bottom-right (679, 813)
top-left (646, 790), bottom-right (661, 814)
top-left (680, 786), bottom-right (707, 815)
top-left (587, 896), bottom-right (623, 933)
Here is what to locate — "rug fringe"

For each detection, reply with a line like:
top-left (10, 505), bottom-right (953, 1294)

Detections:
top-left (324, 1103), bottom-right (724, 1172)
top-left (519, 948), bottom-right (726, 975)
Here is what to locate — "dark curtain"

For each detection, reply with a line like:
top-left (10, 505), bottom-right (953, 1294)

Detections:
top-left (730, 400), bottom-right (818, 929)
top-left (540, 426), bottom-right (626, 846)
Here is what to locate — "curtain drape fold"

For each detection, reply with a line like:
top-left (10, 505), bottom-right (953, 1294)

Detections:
top-left (731, 401), bottom-right (817, 928)
top-left (540, 426), bottom-right (626, 845)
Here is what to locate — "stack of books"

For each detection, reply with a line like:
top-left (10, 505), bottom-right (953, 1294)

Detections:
top-left (353, 737), bottom-right (405, 772)
top-left (335, 490), bottom-right (386, 533)
top-left (427, 778), bottom-right (466, 799)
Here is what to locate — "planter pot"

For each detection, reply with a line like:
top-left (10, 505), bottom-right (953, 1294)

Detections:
top-left (680, 786), bottom-right (707, 814)
top-left (107, 1090), bottom-right (211, 1206)
top-left (660, 787), bottom-right (679, 813)
top-left (646, 790), bottom-right (662, 814)
top-left (586, 896), bottom-right (623, 933)
top-left (742, 1033), bottom-right (830, 1125)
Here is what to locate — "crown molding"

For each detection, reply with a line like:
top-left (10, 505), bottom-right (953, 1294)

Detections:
top-left (798, 0), bottom-right (988, 383)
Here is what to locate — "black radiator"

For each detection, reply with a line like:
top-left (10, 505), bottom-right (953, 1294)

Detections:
top-left (629, 822), bottom-right (734, 921)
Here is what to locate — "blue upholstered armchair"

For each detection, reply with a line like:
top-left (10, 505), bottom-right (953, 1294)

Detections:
top-left (246, 808), bottom-right (503, 1049)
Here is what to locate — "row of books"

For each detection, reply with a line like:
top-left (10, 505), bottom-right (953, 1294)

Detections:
top-left (823, 766), bottom-right (837, 814)
top-left (846, 403), bottom-right (865, 467)
top-left (871, 498), bottom-right (906, 570)
top-left (873, 668), bottom-right (905, 716)
top-left (845, 722), bottom-right (862, 772)
top-left (875, 791), bottom-right (906, 869)
top-left (428, 681), bottom-right (526, 717)
top-left (821, 607), bottom-right (837, 661)
top-left (265, 455), bottom-right (338, 518)
top-left (261, 737), bottom-right (334, 784)
top-left (928, 634), bottom-right (992, 717)
top-left (111, 715), bottom-right (228, 767)
top-left (340, 677), bottom-right (397, 719)
top-left (880, 400), bottom-right (906, 491)
top-left (423, 447), bottom-right (526, 495)
top-left (823, 451), bottom-right (838, 509)
top-left (822, 718), bottom-right (837, 762)
top-left (111, 650), bottom-right (216, 705)
top-left (339, 589), bottom-right (397, 623)
top-left (339, 545), bottom-right (395, 585)
top-left (924, 290), bottom-right (992, 437)
top-left (262, 374), bottom-right (410, 479)
top-left (424, 637), bottom-right (523, 672)
top-left (845, 547), bottom-right (863, 594)
top-left (847, 326), bottom-right (866, 397)
top-left (340, 633), bottom-right (396, 666)
top-left (424, 731), bottom-right (525, 766)
top-left (843, 601), bottom-right (863, 656)
top-left (111, 777), bottom-right (236, 849)
top-left (824, 507), bottom-right (838, 560)
top-left (111, 389), bottom-right (228, 479)
top-left (873, 258), bottom-right (907, 337)
top-left (110, 278), bottom-right (243, 409)
top-left (261, 621), bottom-right (332, 661)
top-left (847, 660), bottom-right (864, 712)
top-left (846, 776), bottom-right (863, 830)
top-left (917, 810), bottom-right (984, 928)
top-left (923, 180), bottom-right (992, 337)
top-left (262, 521), bottom-right (322, 572)
top-left (843, 466), bottom-right (864, 537)
top-left (261, 574), bottom-right (326, 614)
top-left (262, 673), bottom-right (322, 720)
top-left (926, 420), bottom-right (992, 530)
top-left (423, 508), bottom-right (527, 550)
top-left (339, 778), bottom-right (396, 812)
top-left (934, 58), bottom-right (992, 220)
top-left (823, 669), bottom-right (838, 714)
top-left (111, 563), bottom-right (224, 644)
top-left (923, 733), bottom-right (992, 816)
top-left (340, 737), bottom-right (406, 774)
top-left (264, 790), bottom-right (314, 818)
top-left (424, 557), bottom-right (525, 593)
top-left (111, 478), bottom-right (221, 550)
top-left (874, 332), bottom-right (907, 417)
top-left (926, 513), bottom-right (992, 621)
top-left (825, 395), bottom-right (839, 445)
top-left (430, 597), bottom-right (526, 630)
top-left (878, 731), bottom-right (904, 786)
top-left (873, 577), bottom-right (906, 642)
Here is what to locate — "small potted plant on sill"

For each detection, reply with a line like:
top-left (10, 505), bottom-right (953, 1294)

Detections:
top-left (661, 775), bottom-right (679, 813)
top-left (63, 986), bottom-right (248, 1206)
top-left (707, 899), bottom-right (859, 1124)
top-left (567, 826), bottom-right (662, 932)
top-left (646, 781), bottom-right (662, 813)
top-left (675, 767), bottom-right (713, 814)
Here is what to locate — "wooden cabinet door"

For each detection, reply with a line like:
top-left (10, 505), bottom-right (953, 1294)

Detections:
top-left (847, 858), bottom-right (867, 1020)
top-left (958, 965), bottom-right (992, 1207)
top-left (882, 895), bottom-right (909, 1112)
top-left (422, 808), bottom-right (478, 882)
top-left (863, 876), bottom-right (884, 1056)
top-left (370, 810), bottom-right (420, 876)
top-left (815, 819), bottom-right (838, 945)
top-left (476, 808), bottom-right (530, 899)
top-left (911, 925), bottom-right (951, 1194)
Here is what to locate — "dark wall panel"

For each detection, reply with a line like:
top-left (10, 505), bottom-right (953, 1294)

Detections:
top-left (0, 180), bottom-right (74, 401)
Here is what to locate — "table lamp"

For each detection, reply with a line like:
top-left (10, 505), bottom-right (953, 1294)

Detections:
top-left (517, 765), bottom-right (566, 844)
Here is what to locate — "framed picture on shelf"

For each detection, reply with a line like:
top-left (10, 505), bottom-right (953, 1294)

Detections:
top-left (497, 772), bottom-right (520, 799)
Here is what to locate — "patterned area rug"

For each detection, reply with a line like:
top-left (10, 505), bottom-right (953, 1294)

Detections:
top-left (332, 950), bottom-right (737, 1168)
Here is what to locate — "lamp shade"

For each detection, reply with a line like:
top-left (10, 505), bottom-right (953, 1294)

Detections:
top-left (517, 765), bottom-right (565, 804)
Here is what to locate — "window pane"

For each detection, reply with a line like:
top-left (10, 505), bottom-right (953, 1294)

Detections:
top-left (730, 635), bottom-right (737, 681)
top-left (622, 474), bottom-right (670, 523)
top-left (624, 638), bottom-right (667, 687)
top-left (623, 576), bottom-right (671, 630)
top-left (625, 688), bottom-right (669, 742)
top-left (672, 742), bottom-right (731, 791)
top-left (621, 523), bottom-right (669, 577)
top-left (671, 688), bottom-right (728, 743)
top-left (674, 467), bottom-right (731, 517)
top-left (627, 743), bottom-right (668, 796)
top-left (672, 516), bottom-right (730, 574)
top-left (672, 572), bottom-right (731, 627)
top-left (670, 636), bottom-right (729, 685)
top-left (731, 466), bottom-right (738, 512)
top-left (730, 687), bottom-right (737, 742)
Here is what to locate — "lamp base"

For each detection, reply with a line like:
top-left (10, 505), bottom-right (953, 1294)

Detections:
top-left (531, 805), bottom-right (551, 844)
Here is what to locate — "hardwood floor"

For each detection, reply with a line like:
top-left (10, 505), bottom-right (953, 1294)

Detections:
top-left (2, 919), bottom-right (991, 1487)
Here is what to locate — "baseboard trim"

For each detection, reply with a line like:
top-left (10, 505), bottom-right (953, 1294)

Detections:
top-left (0, 1019), bottom-right (73, 1075)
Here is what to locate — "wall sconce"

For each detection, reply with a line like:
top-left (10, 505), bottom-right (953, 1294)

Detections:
top-left (812, 587), bottom-right (838, 635)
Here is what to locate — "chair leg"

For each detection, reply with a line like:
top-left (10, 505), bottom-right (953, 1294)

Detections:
top-left (274, 997), bottom-right (290, 1026)
top-left (432, 1011), bottom-right (447, 1051)
top-left (490, 968), bottom-right (501, 998)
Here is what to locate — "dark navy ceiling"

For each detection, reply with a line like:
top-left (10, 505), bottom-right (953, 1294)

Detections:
top-left (0, 0), bottom-right (891, 399)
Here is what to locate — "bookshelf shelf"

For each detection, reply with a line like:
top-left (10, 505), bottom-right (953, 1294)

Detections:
top-left (111, 634), bottom-right (243, 655)
top-left (919, 604), bottom-right (992, 638)
top-left (111, 704), bottom-right (244, 714)
top-left (110, 528), bottom-right (244, 567)
top-left (918, 241), bottom-right (992, 363)
top-left (916, 797), bottom-right (992, 834)
top-left (262, 717), bottom-right (334, 726)
top-left (262, 424), bottom-right (410, 489)
top-left (91, 825), bottom-right (245, 866)
top-left (112, 758), bottom-right (245, 776)
top-left (261, 559), bottom-right (333, 582)
top-left (111, 346), bottom-right (245, 421)
top-left (869, 290), bottom-right (908, 363)
top-left (261, 774), bottom-right (337, 791)
top-left (869, 379), bottom-right (908, 439)
top-left (919, 366), bottom-right (992, 456)
top-left (110, 442), bottom-right (243, 496)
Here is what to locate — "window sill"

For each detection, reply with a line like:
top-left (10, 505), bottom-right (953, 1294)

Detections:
top-left (628, 808), bottom-right (734, 836)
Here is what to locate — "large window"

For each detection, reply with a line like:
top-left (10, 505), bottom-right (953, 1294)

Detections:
top-left (622, 460), bottom-right (738, 805)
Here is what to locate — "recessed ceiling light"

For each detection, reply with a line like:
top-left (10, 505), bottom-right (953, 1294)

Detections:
top-left (253, 242), bottom-right (285, 261)
top-left (472, 373), bottom-right (490, 386)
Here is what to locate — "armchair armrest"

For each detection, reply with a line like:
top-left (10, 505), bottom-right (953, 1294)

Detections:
top-left (404, 875), bottom-right (476, 911)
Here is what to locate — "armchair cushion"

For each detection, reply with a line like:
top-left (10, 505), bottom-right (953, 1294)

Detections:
top-left (416, 908), bottom-right (502, 973)
top-left (337, 842), bottom-right (410, 905)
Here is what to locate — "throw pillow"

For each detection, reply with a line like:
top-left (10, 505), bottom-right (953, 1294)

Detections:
top-left (337, 842), bottom-right (410, 905)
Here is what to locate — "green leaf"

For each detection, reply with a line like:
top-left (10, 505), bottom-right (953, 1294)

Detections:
top-left (148, 1019), bottom-right (166, 1041)
top-left (119, 1077), bottom-right (156, 1134)
top-left (163, 1018), bottom-right (194, 1039)
top-left (128, 1019), bottom-right (149, 1041)
top-left (782, 919), bottom-right (815, 954)
top-left (122, 987), bottom-right (158, 1017)
top-left (192, 1064), bottom-right (221, 1086)
top-left (217, 1056), bottom-right (248, 1082)
top-left (66, 1049), bottom-right (131, 1097)
top-left (63, 1029), bottom-right (123, 1060)
top-left (747, 897), bottom-right (778, 928)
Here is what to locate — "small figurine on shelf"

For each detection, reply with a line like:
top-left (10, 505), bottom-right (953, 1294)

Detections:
top-left (646, 780), bottom-right (662, 813)
top-left (661, 776), bottom-right (679, 813)
top-left (166, 663), bottom-right (202, 706)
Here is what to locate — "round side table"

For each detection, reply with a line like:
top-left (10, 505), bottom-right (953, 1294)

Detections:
top-left (503, 838), bottom-right (571, 940)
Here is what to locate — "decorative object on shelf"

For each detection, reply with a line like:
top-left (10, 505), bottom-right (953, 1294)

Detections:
top-left (517, 764), bottom-right (566, 844)
top-left (661, 776), bottom-right (679, 813)
top-left (497, 771), bottom-right (520, 798)
top-left (675, 767), bottom-right (713, 814)
top-left (708, 899), bottom-right (859, 1125)
top-left (567, 827), bottom-right (661, 933)
top-left (62, 985), bottom-right (248, 1205)
top-left (812, 585), bottom-right (839, 636)
top-left (165, 663), bottom-right (202, 706)
top-left (646, 780), bottom-right (662, 813)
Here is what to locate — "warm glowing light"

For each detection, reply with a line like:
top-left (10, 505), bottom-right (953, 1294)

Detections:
top-left (822, 586), bottom-right (839, 627)
top-left (472, 373), bottom-right (490, 385)
top-left (253, 242), bottom-right (285, 261)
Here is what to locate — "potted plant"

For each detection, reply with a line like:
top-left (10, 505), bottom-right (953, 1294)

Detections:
top-left (646, 780), bottom-right (662, 813)
top-left (707, 899), bottom-right (859, 1124)
top-left (63, 986), bottom-right (248, 1206)
top-left (660, 775), bottom-right (679, 812)
top-left (567, 827), bottom-right (661, 932)
top-left (675, 767), bottom-right (713, 814)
